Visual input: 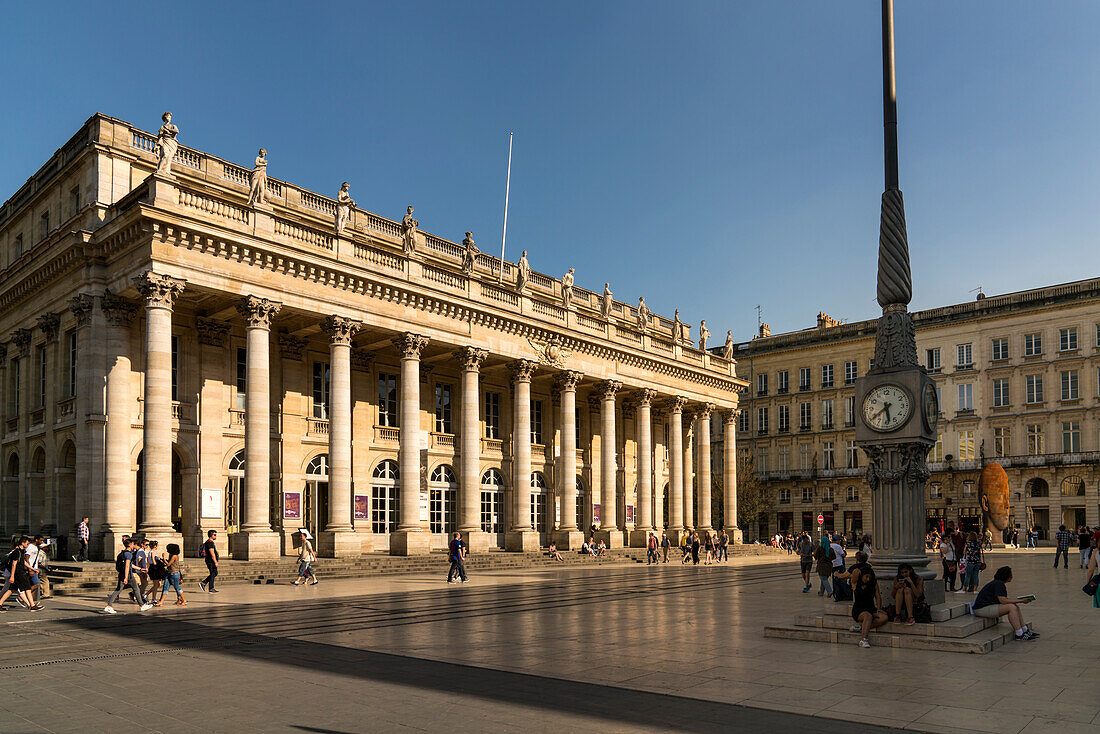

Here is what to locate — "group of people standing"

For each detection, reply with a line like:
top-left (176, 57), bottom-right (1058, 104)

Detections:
top-left (0, 535), bottom-right (52, 612)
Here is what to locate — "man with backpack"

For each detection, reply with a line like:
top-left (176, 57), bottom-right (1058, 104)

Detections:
top-left (446, 531), bottom-right (468, 583)
top-left (199, 530), bottom-right (219, 592)
top-left (104, 537), bottom-right (151, 614)
top-left (26, 535), bottom-right (50, 602)
top-left (660, 532), bottom-right (671, 563)
top-left (0, 537), bottom-right (39, 612)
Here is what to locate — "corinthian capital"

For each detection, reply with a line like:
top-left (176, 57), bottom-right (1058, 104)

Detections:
top-left (236, 295), bottom-right (282, 330)
top-left (508, 359), bottom-right (537, 383)
top-left (662, 396), bottom-right (688, 414)
top-left (11, 328), bottom-right (32, 355)
top-left (455, 346), bottom-right (488, 372)
top-left (392, 332), bottom-right (428, 360)
top-left (320, 315), bottom-right (362, 346)
top-left (102, 291), bottom-right (138, 328)
top-left (632, 388), bottom-right (658, 409)
top-left (68, 294), bottom-right (95, 326)
top-left (37, 313), bottom-right (60, 342)
top-left (596, 380), bottom-right (623, 401)
top-left (134, 272), bottom-right (185, 309)
top-left (721, 407), bottom-right (741, 424)
top-left (554, 370), bottom-right (582, 392)
top-left (697, 402), bottom-right (716, 419)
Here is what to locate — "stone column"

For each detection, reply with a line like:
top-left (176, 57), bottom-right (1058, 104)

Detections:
top-left (231, 295), bottom-right (282, 558)
top-left (553, 371), bottom-right (583, 549)
top-left (102, 293), bottom-right (137, 555)
top-left (696, 403), bottom-right (715, 533)
top-left (456, 347), bottom-right (489, 553)
top-left (391, 333), bottom-right (430, 555)
top-left (665, 397), bottom-right (686, 542)
top-left (586, 394), bottom-right (601, 532)
top-left (134, 272), bottom-right (185, 549)
top-left (319, 315), bottom-right (360, 557)
top-left (723, 408), bottom-right (743, 543)
top-left (596, 380), bottom-right (623, 548)
top-left (506, 360), bottom-right (539, 551)
top-left (629, 389), bottom-right (657, 547)
top-left (11, 329), bottom-right (31, 534)
top-left (682, 409), bottom-right (695, 531)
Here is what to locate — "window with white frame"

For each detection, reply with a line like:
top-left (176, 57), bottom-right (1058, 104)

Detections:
top-left (371, 460), bottom-right (400, 533)
top-left (1062, 421), bottom-right (1081, 453)
top-left (931, 433), bottom-right (943, 462)
top-left (822, 441), bottom-right (834, 470)
top-left (312, 361), bottom-right (330, 420)
top-left (756, 449), bottom-right (769, 473)
top-left (777, 405), bottom-right (790, 433)
top-left (799, 367), bottom-right (811, 391)
top-left (844, 396), bottom-right (854, 426)
top-left (821, 364), bottom-right (834, 388)
top-left (991, 338), bottom-right (1009, 361)
top-left (1059, 327), bottom-right (1078, 352)
top-left (799, 402), bottom-right (811, 430)
top-left (378, 373), bottom-right (399, 427)
top-left (957, 383), bottom-right (973, 411)
top-left (738, 410), bottom-right (749, 432)
top-left (777, 370), bottom-right (789, 394)
top-left (801, 487), bottom-right (812, 503)
top-left (66, 330), bottom-right (77, 398)
top-left (235, 347), bottom-right (247, 410)
top-left (956, 343), bottom-right (973, 368)
top-left (1024, 332), bottom-right (1042, 356)
top-left (799, 444), bottom-right (811, 470)
top-left (929, 482), bottom-right (942, 499)
top-left (844, 361), bottom-right (857, 385)
top-left (1026, 424), bottom-right (1044, 455)
top-left (530, 399), bottom-right (543, 444)
top-left (962, 481), bottom-right (975, 498)
top-left (1026, 374), bottom-right (1043, 404)
top-left (958, 430), bottom-right (975, 461)
top-left (821, 399), bottom-right (834, 428)
top-left (1061, 370), bottom-right (1079, 400)
top-left (822, 486), bottom-right (834, 502)
top-left (777, 446), bottom-right (789, 472)
top-left (993, 427), bottom-right (1010, 457)
top-left (778, 488), bottom-right (790, 504)
top-left (925, 347), bottom-right (941, 372)
top-left (484, 392), bottom-right (500, 438)
top-left (757, 373), bottom-right (768, 396)
top-left (757, 407), bottom-right (769, 434)
top-left (846, 440), bottom-right (859, 469)
top-left (846, 486), bottom-right (859, 502)
top-left (434, 383), bottom-right (453, 433)
top-left (992, 378), bottom-right (1009, 407)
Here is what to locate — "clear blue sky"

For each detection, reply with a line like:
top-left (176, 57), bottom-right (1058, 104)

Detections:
top-left (3, 1), bottom-right (1099, 340)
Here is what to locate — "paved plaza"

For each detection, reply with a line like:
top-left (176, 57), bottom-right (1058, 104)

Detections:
top-left (0, 550), bottom-right (1096, 733)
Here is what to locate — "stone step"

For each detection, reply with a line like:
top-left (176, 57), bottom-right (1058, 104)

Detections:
top-left (794, 612), bottom-right (996, 638)
top-left (821, 599), bottom-right (972, 622)
top-left (763, 623), bottom-right (1014, 654)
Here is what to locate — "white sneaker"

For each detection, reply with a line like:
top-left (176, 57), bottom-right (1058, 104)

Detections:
top-left (849, 624), bottom-right (861, 633)
top-left (461, 579), bottom-right (470, 583)
top-left (954, 589), bottom-right (967, 594)
top-left (293, 581), bottom-right (301, 586)
top-left (103, 606), bottom-right (116, 614)
top-left (140, 603), bottom-right (153, 611)
top-left (447, 579), bottom-right (458, 584)
top-left (858, 638), bottom-right (871, 648)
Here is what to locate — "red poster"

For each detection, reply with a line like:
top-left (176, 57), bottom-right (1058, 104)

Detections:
top-left (283, 492), bottom-right (301, 520)
top-left (354, 494), bottom-right (369, 521)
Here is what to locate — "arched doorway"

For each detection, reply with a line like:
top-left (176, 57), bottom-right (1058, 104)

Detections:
top-left (304, 454), bottom-right (330, 539)
top-left (1060, 476), bottom-right (1085, 530)
top-left (575, 476), bottom-right (587, 532)
top-left (480, 469), bottom-right (505, 548)
top-left (371, 460), bottom-right (399, 537)
top-left (29, 447), bottom-right (46, 535)
top-left (226, 450), bottom-right (245, 534)
top-left (135, 450), bottom-right (184, 532)
top-left (531, 472), bottom-right (548, 544)
top-left (429, 465), bottom-right (457, 545)
top-left (661, 482), bottom-right (670, 531)
top-left (56, 442), bottom-right (77, 556)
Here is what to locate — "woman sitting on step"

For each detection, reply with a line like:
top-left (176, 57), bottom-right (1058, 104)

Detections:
top-left (891, 563), bottom-right (925, 625)
top-left (850, 567), bottom-right (889, 648)
top-left (972, 566), bottom-right (1037, 641)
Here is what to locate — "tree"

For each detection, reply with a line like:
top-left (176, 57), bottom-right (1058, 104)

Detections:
top-left (736, 453), bottom-right (774, 540)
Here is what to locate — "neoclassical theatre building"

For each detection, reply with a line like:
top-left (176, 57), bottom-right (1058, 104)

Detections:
top-left (0, 113), bottom-right (746, 560)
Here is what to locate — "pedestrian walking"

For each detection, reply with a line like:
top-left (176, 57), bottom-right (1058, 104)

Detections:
top-left (690, 532), bottom-right (700, 565)
top-left (796, 532), bottom-right (814, 592)
top-left (962, 531), bottom-right (983, 592)
top-left (718, 530), bottom-right (729, 562)
top-left (26, 536), bottom-right (50, 602)
top-left (680, 532), bottom-right (691, 563)
top-left (146, 541), bottom-right (166, 605)
top-left (939, 529), bottom-right (959, 593)
top-left (446, 531), bottom-right (468, 583)
top-left (813, 535), bottom-right (835, 597)
top-left (1026, 526), bottom-right (1037, 549)
top-left (660, 532), bottom-right (671, 563)
top-left (1077, 526), bottom-right (1092, 568)
top-left (162, 543), bottom-right (186, 606)
top-left (73, 516), bottom-right (90, 561)
top-left (104, 537), bottom-right (151, 614)
top-left (130, 538), bottom-right (150, 602)
top-left (1053, 525), bottom-right (1073, 569)
top-left (646, 533), bottom-right (659, 565)
top-left (199, 529), bottom-right (220, 592)
top-left (982, 529), bottom-right (993, 552)
top-left (293, 529), bottom-right (317, 586)
top-left (0, 537), bottom-right (39, 612)
top-left (703, 531), bottom-right (715, 565)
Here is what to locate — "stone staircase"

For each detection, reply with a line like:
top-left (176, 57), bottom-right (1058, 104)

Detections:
top-left (764, 599), bottom-right (1016, 654)
top-left (46, 545), bottom-right (783, 596)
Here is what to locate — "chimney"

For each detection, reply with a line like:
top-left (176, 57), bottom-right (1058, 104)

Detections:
top-left (758, 323), bottom-right (771, 338)
top-left (816, 312), bottom-right (840, 329)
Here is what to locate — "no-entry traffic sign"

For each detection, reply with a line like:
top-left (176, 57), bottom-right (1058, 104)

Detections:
top-left (817, 514), bottom-right (824, 525)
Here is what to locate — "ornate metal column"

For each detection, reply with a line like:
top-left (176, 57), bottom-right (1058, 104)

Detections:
top-left (854, 0), bottom-right (939, 590)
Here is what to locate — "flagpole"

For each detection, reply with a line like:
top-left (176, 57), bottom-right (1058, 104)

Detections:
top-left (498, 132), bottom-right (513, 284)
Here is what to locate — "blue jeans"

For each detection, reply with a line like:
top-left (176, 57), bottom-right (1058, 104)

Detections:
top-left (164, 572), bottom-right (182, 597)
top-left (818, 574), bottom-right (832, 595)
top-left (1026, 536), bottom-right (1035, 548)
top-left (1053, 548), bottom-right (1069, 568)
top-left (718, 547), bottom-right (728, 561)
top-left (963, 563), bottom-right (981, 589)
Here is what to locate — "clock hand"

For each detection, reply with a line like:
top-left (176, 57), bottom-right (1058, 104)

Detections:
top-left (884, 402), bottom-right (892, 422)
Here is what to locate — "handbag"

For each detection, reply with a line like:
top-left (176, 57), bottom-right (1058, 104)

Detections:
top-left (979, 562), bottom-right (987, 571)
top-left (1083, 574), bottom-right (1100, 597)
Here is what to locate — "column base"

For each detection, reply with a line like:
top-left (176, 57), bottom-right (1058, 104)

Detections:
top-left (552, 529), bottom-right (585, 550)
top-left (317, 529), bottom-right (360, 558)
top-left (229, 530), bottom-right (281, 559)
top-left (138, 528), bottom-right (185, 555)
top-left (461, 529), bottom-right (490, 554)
top-left (389, 530), bottom-right (431, 556)
top-left (629, 529), bottom-right (655, 548)
top-left (665, 528), bottom-right (687, 545)
top-left (505, 530), bottom-right (541, 552)
top-left (100, 530), bottom-right (132, 561)
top-left (594, 529), bottom-right (625, 549)
top-left (725, 527), bottom-right (744, 544)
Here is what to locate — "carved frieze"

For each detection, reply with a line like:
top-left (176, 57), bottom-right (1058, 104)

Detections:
top-left (278, 334), bottom-right (307, 360)
top-left (102, 292), bottom-right (138, 328)
top-left (508, 359), bottom-right (537, 384)
top-left (196, 319), bottom-right (230, 348)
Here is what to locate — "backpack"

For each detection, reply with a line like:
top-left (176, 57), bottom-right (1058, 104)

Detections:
top-left (149, 557), bottom-right (168, 581)
top-left (1083, 574), bottom-right (1100, 597)
top-left (115, 550), bottom-right (129, 574)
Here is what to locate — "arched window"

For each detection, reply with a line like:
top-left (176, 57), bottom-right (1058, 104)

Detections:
top-left (1060, 476), bottom-right (1085, 497)
top-left (429, 464), bottom-right (457, 534)
top-left (31, 447), bottom-right (45, 474)
top-left (530, 472), bottom-right (548, 533)
top-left (59, 442), bottom-right (76, 468)
top-left (226, 449), bottom-right (246, 530)
top-left (5, 453), bottom-right (18, 479)
top-left (1026, 478), bottom-right (1049, 498)
top-left (480, 468), bottom-right (505, 534)
top-left (371, 459), bottom-right (399, 533)
top-left (308, 454), bottom-right (331, 478)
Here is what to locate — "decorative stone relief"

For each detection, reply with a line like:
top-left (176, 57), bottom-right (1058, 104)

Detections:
top-left (516, 250), bottom-right (530, 292)
top-left (236, 295), bottom-right (282, 329)
top-left (278, 334), bottom-right (307, 360)
top-left (320, 315), bottom-right (362, 346)
top-left (632, 387), bottom-right (658, 408)
top-left (461, 232), bottom-right (480, 275)
top-left (0, 343), bottom-right (7, 363)
top-left (401, 206), bottom-right (419, 256)
top-left (872, 304), bottom-right (918, 371)
top-left (392, 332), bottom-right (429, 360)
top-left (586, 394), bottom-right (601, 412)
top-left (11, 328), bottom-right (32, 355)
top-left (864, 442), bottom-right (930, 494)
top-left (662, 395), bottom-right (688, 414)
top-left (596, 379), bottom-right (622, 401)
top-left (454, 346), bottom-right (488, 372)
top-left (561, 268), bottom-right (575, 310)
top-left (698, 320), bottom-right (710, 350)
top-left (248, 148), bottom-right (268, 207)
top-left (351, 348), bottom-right (374, 370)
top-left (335, 182), bottom-right (355, 234)
top-left (37, 313), bottom-right (60, 342)
top-left (673, 309), bottom-right (683, 342)
top-left (508, 359), bottom-right (537, 383)
top-left (155, 112), bottom-right (179, 175)
top-left (134, 272), bottom-right (186, 310)
top-left (697, 402), bottom-right (715, 419)
top-left (553, 370), bottom-right (582, 393)
top-left (721, 407), bottom-right (741, 424)
top-left (102, 292), bottom-right (138, 327)
top-left (528, 335), bottom-right (571, 369)
top-left (196, 319), bottom-right (230, 347)
top-left (68, 294), bottom-right (95, 326)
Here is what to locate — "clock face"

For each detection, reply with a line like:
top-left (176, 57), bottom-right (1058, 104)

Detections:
top-left (861, 384), bottom-right (912, 432)
top-left (922, 383), bottom-right (939, 431)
